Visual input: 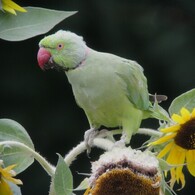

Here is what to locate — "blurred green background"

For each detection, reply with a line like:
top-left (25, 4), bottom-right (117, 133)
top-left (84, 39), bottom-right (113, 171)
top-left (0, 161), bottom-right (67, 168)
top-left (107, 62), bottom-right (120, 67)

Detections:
top-left (1, 0), bottom-right (195, 194)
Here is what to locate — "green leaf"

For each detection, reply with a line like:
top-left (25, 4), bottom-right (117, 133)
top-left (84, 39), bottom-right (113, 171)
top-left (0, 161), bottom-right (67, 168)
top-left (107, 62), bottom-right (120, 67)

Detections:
top-left (169, 89), bottom-right (195, 116)
top-left (158, 158), bottom-right (175, 171)
top-left (0, 0), bottom-right (2, 11)
top-left (0, 119), bottom-right (34, 174)
top-left (0, 119), bottom-right (33, 147)
top-left (165, 190), bottom-right (177, 195)
top-left (152, 101), bottom-right (171, 122)
top-left (161, 180), bottom-right (177, 195)
top-left (54, 154), bottom-right (73, 195)
top-left (0, 7), bottom-right (77, 41)
top-left (74, 177), bottom-right (89, 191)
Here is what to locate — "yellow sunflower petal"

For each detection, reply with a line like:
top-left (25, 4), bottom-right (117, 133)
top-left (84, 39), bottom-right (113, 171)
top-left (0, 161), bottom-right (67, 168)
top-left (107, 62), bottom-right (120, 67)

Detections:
top-left (4, 0), bottom-right (26, 12)
top-left (2, 4), bottom-right (16, 14)
top-left (164, 170), bottom-right (168, 177)
top-left (175, 151), bottom-right (185, 183)
top-left (186, 150), bottom-right (195, 176)
top-left (157, 142), bottom-right (174, 158)
top-left (169, 167), bottom-right (186, 189)
top-left (180, 107), bottom-right (191, 122)
top-left (150, 133), bottom-right (176, 146)
top-left (178, 172), bottom-right (186, 190)
top-left (3, 164), bottom-right (17, 172)
top-left (166, 144), bottom-right (181, 164)
top-left (1, 166), bottom-right (16, 179)
top-left (160, 125), bottom-right (180, 133)
top-left (172, 114), bottom-right (185, 124)
top-left (169, 168), bottom-right (177, 189)
top-left (6, 177), bottom-right (22, 185)
top-left (0, 164), bottom-right (22, 185)
top-left (1, 172), bottom-right (22, 185)
top-left (0, 179), bottom-right (13, 195)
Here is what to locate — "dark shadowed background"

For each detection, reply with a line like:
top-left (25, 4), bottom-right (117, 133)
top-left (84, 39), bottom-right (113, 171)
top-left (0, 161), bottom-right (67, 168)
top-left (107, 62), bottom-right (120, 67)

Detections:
top-left (1, 0), bottom-right (195, 194)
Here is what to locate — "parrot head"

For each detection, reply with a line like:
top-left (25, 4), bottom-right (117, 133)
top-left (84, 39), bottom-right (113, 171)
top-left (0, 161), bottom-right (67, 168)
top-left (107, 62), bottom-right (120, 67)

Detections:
top-left (37, 30), bottom-right (87, 71)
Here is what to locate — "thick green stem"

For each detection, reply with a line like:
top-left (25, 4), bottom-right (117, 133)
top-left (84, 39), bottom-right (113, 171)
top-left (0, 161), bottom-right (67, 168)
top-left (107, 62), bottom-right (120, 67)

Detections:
top-left (0, 141), bottom-right (55, 176)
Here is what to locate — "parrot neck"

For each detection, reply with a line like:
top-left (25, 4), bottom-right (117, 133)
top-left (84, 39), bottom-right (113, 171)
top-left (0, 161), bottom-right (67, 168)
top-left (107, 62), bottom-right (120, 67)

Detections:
top-left (64, 46), bottom-right (90, 72)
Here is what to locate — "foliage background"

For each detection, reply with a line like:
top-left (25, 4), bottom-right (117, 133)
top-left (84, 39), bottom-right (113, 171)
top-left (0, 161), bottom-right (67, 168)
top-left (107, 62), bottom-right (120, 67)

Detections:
top-left (0, 0), bottom-right (195, 194)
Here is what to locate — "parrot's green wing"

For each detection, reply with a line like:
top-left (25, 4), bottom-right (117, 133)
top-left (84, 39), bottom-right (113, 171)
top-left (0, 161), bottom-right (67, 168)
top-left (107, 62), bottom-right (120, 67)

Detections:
top-left (116, 60), bottom-right (150, 111)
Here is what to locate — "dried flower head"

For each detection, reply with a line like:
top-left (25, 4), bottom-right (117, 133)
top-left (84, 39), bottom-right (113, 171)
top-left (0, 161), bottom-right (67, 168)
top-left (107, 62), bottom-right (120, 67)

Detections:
top-left (85, 147), bottom-right (162, 195)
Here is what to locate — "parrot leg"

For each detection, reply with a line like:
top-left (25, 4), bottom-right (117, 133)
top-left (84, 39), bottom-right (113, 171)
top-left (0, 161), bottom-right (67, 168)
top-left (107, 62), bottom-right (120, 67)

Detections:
top-left (84, 127), bottom-right (98, 154)
top-left (84, 128), bottom-right (111, 154)
top-left (112, 134), bottom-right (126, 148)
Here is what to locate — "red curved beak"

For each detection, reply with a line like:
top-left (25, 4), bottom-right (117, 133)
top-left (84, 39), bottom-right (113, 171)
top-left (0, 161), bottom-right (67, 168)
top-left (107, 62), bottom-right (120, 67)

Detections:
top-left (37, 48), bottom-right (51, 70)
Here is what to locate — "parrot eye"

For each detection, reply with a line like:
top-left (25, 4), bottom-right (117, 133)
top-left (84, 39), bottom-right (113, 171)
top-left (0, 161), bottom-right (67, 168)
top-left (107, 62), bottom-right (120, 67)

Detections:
top-left (57, 43), bottom-right (64, 50)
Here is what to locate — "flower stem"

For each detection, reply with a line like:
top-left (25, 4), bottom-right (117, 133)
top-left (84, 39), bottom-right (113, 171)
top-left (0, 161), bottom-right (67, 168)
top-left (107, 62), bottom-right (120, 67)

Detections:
top-left (64, 141), bottom-right (86, 166)
top-left (64, 138), bottom-right (115, 166)
top-left (0, 141), bottom-right (55, 176)
top-left (137, 128), bottom-right (162, 137)
top-left (110, 128), bottom-right (162, 137)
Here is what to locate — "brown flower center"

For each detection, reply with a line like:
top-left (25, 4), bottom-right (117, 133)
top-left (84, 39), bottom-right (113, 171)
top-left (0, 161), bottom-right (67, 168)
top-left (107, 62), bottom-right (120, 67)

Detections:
top-left (90, 169), bottom-right (161, 195)
top-left (174, 118), bottom-right (195, 149)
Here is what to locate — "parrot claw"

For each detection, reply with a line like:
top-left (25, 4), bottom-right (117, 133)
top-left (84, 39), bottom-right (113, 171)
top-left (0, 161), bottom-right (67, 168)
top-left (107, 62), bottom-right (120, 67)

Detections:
top-left (113, 135), bottom-right (126, 148)
top-left (84, 128), bottom-right (98, 155)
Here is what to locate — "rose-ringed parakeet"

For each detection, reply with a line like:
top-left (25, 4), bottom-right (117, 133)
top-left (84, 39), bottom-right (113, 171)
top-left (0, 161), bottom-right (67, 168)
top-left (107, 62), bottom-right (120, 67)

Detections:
top-left (37, 30), bottom-right (166, 149)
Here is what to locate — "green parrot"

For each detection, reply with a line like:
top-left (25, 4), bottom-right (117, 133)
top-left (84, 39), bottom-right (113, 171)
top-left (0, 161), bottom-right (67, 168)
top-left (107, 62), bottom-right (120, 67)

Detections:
top-left (37, 30), bottom-right (166, 148)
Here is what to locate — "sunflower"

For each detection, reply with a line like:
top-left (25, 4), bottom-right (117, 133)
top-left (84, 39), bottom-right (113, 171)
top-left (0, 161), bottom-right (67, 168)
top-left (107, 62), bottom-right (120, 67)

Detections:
top-left (0, 161), bottom-right (22, 195)
top-left (150, 107), bottom-right (195, 189)
top-left (0, 0), bottom-right (26, 15)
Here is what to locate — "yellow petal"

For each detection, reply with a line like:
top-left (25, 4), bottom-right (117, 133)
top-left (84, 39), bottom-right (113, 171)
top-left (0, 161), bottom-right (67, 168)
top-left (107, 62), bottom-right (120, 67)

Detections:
top-left (7, 177), bottom-right (22, 185)
top-left (186, 150), bottom-right (195, 176)
top-left (2, 4), bottom-right (16, 15)
top-left (0, 165), bottom-right (22, 185)
top-left (180, 107), bottom-right (191, 122)
top-left (166, 144), bottom-right (180, 164)
top-left (2, 0), bottom-right (26, 12)
top-left (169, 168), bottom-right (176, 189)
top-left (172, 114), bottom-right (185, 124)
top-left (0, 179), bottom-right (13, 195)
top-left (178, 172), bottom-right (186, 190)
top-left (3, 164), bottom-right (17, 172)
top-left (150, 133), bottom-right (176, 146)
top-left (157, 142), bottom-right (174, 158)
top-left (164, 170), bottom-right (168, 177)
top-left (175, 151), bottom-right (185, 182)
top-left (161, 125), bottom-right (180, 133)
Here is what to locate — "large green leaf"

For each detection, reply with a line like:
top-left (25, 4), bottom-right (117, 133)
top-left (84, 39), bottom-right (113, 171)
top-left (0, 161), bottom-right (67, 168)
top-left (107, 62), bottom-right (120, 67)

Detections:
top-left (0, 119), bottom-right (34, 174)
top-left (169, 89), bottom-right (195, 116)
top-left (0, 7), bottom-right (77, 41)
top-left (54, 154), bottom-right (73, 195)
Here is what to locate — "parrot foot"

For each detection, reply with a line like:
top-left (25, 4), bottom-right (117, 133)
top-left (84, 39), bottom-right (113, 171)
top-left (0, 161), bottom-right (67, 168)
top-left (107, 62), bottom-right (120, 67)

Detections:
top-left (112, 133), bottom-right (129, 148)
top-left (113, 135), bottom-right (126, 148)
top-left (84, 128), bottom-right (98, 154)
